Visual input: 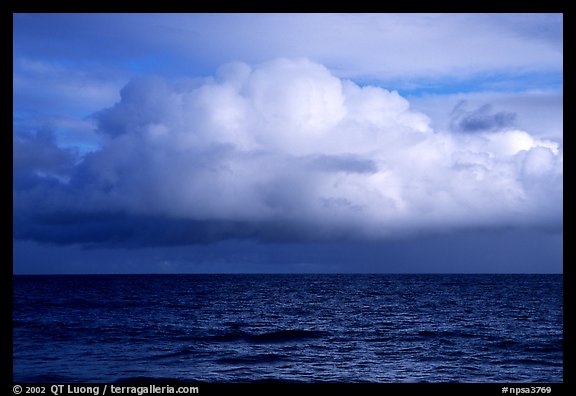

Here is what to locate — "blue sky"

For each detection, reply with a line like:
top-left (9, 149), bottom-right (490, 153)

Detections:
top-left (12, 13), bottom-right (563, 274)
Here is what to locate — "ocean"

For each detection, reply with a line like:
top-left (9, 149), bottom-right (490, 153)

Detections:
top-left (12, 274), bottom-right (563, 383)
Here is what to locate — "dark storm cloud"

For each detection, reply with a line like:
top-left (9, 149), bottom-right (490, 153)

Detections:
top-left (13, 212), bottom-right (260, 247)
top-left (450, 101), bottom-right (517, 133)
top-left (13, 229), bottom-right (563, 274)
top-left (13, 211), bottom-right (352, 248)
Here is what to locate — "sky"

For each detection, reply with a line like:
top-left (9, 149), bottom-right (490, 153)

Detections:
top-left (12, 13), bottom-right (563, 274)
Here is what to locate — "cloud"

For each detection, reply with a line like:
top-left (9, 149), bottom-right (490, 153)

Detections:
top-left (14, 14), bottom-right (562, 83)
top-left (13, 129), bottom-right (76, 176)
top-left (13, 58), bottom-right (124, 117)
top-left (450, 102), bottom-right (517, 133)
top-left (409, 90), bottom-right (563, 143)
top-left (13, 59), bottom-right (563, 247)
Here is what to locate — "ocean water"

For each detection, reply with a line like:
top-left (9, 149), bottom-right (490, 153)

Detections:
top-left (13, 274), bottom-right (563, 383)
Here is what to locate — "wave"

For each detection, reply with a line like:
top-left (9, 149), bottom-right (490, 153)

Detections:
top-left (216, 353), bottom-right (287, 365)
top-left (152, 348), bottom-right (197, 360)
top-left (247, 329), bottom-right (327, 343)
top-left (14, 274), bottom-right (563, 383)
top-left (114, 377), bottom-right (207, 384)
top-left (114, 376), bottom-right (310, 384)
top-left (179, 329), bottom-right (328, 344)
top-left (15, 374), bottom-right (79, 383)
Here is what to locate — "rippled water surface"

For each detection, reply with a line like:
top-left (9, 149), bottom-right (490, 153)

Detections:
top-left (13, 274), bottom-right (563, 382)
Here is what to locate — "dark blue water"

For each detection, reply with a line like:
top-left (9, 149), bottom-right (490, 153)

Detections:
top-left (13, 274), bottom-right (563, 383)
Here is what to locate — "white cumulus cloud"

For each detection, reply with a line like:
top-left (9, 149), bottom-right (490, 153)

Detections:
top-left (14, 58), bottom-right (563, 246)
